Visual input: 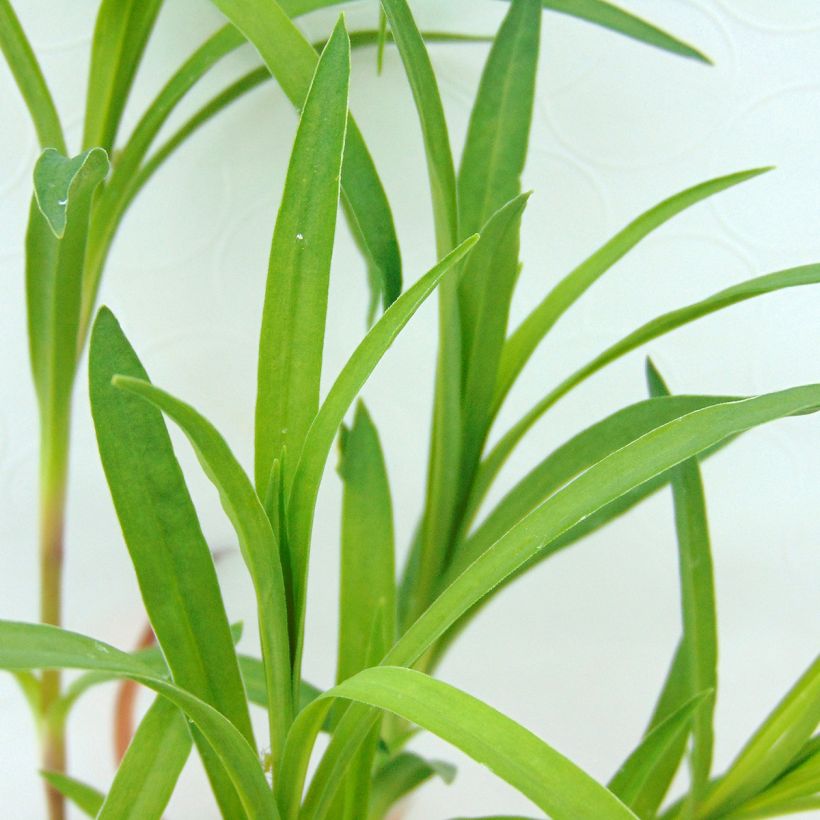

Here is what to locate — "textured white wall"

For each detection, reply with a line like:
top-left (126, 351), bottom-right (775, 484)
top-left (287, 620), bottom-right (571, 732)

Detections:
top-left (1, 1), bottom-right (819, 817)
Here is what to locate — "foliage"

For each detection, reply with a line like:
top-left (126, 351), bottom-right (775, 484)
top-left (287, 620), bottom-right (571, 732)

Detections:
top-left (1, 1), bottom-right (818, 818)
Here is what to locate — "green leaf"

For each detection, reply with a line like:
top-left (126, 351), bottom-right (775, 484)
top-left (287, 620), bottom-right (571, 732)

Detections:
top-left (459, 194), bottom-right (530, 483)
top-left (494, 168), bottom-right (771, 415)
top-left (534, 0), bottom-right (710, 64)
top-left (285, 236), bottom-right (478, 682)
top-left (376, 8), bottom-right (388, 74)
top-left (449, 394), bottom-right (735, 586)
top-left (209, 0), bottom-right (402, 312)
top-left (699, 655), bottom-right (820, 816)
top-left (255, 18), bottom-right (350, 496)
top-left (98, 696), bottom-right (192, 820)
top-left (337, 403), bottom-right (396, 685)
top-left (609, 691), bottom-right (710, 815)
top-left (379, 0), bottom-right (463, 626)
top-left (458, 0), bottom-right (540, 240)
top-left (81, 24), bottom-right (246, 340)
top-left (0, 0), bottom-right (65, 152)
top-left (39, 771), bottom-right (104, 817)
top-left (286, 667), bottom-right (638, 820)
top-left (314, 385), bottom-right (820, 818)
top-left (89, 308), bottom-right (253, 817)
top-left (481, 262), bottom-right (820, 508)
top-left (112, 376), bottom-right (293, 775)
top-left (368, 752), bottom-right (456, 820)
top-left (83, 0), bottom-right (164, 152)
top-left (0, 622), bottom-right (278, 819)
top-left (647, 361), bottom-right (717, 809)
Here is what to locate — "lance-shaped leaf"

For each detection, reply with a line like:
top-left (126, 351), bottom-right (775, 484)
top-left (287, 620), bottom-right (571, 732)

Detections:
top-left (28, 149), bottom-right (108, 406)
top-left (254, 18), bottom-right (350, 494)
top-left (609, 691), bottom-right (710, 815)
top-left (285, 236), bottom-right (478, 680)
top-left (98, 696), bottom-right (192, 820)
top-left (39, 772), bottom-right (103, 817)
top-left (0, 622), bottom-right (278, 819)
top-left (647, 361), bottom-right (717, 810)
top-left (459, 194), bottom-right (529, 483)
top-left (479, 262), bottom-right (820, 510)
top-left (282, 667), bottom-right (637, 820)
top-left (112, 376), bottom-right (293, 775)
top-left (89, 308), bottom-right (253, 817)
top-left (533, 0), bottom-right (710, 63)
top-left (378, 0), bottom-right (463, 625)
top-left (458, 0), bottom-right (540, 240)
top-left (698, 655), bottom-right (820, 817)
top-left (82, 0), bottom-right (163, 152)
top-left (0, 0), bottom-right (65, 151)
top-left (312, 385), bottom-right (820, 811)
top-left (209, 0), bottom-right (401, 312)
top-left (494, 168), bottom-right (771, 414)
top-left (337, 403), bottom-right (396, 685)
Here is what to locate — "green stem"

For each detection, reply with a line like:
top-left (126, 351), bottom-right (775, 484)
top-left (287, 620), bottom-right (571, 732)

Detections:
top-left (39, 410), bottom-right (70, 820)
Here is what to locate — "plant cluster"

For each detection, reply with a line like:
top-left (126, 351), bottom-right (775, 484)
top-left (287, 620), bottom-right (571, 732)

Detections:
top-left (1, 1), bottom-right (818, 819)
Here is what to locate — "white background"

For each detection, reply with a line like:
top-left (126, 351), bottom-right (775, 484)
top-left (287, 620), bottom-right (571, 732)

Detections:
top-left (1, 1), bottom-right (819, 817)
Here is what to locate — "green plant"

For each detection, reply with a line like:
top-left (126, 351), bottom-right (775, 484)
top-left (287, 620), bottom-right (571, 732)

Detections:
top-left (2, 1), bottom-right (818, 819)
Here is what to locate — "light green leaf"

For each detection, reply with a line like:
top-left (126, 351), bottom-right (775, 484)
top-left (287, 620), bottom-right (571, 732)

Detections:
top-left (378, 0), bottom-right (463, 630)
top-left (98, 696), bottom-right (191, 820)
top-left (255, 18), bottom-right (350, 496)
top-left (481, 262), bottom-right (820, 508)
top-left (285, 236), bottom-right (478, 682)
top-left (459, 194), bottom-right (530, 482)
top-left (609, 691), bottom-right (709, 815)
top-left (83, 0), bottom-right (163, 152)
top-left (458, 0), bottom-right (540, 240)
top-left (313, 385), bottom-right (820, 818)
top-left (39, 771), bottom-right (103, 817)
top-left (337, 403), bottom-right (396, 685)
top-left (287, 667), bottom-right (638, 820)
top-left (209, 0), bottom-right (402, 312)
top-left (368, 752), bottom-right (456, 820)
top-left (81, 24), bottom-right (245, 340)
top-left (494, 168), bottom-right (771, 415)
top-left (376, 8), bottom-right (388, 73)
top-left (112, 376), bottom-right (293, 775)
top-left (0, 622), bottom-right (278, 819)
top-left (647, 361), bottom-right (717, 809)
top-left (0, 0), bottom-right (65, 152)
top-left (534, 0), bottom-right (710, 63)
top-left (89, 308), bottom-right (253, 817)
top-left (699, 655), bottom-right (820, 817)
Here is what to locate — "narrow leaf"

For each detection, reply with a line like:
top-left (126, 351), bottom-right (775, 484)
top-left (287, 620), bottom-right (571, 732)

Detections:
top-left (0, 0), bottom-right (65, 151)
top-left (495, 168), bottom-right (771, 414)
top-left (83, 0), bottom-right (164, 152)
top-left (286, 236), bottom-right (478, 681)
top-left (481, 262), bottom-right (820, 507)
top-left (699, 655), bottom-right (820, 816)
top-left (647, 360), bottom-right (717, 809)
top-left (112, 375), bottom-right (293, 774)
top-left (39, 771), bottom-right (103, 817)
top-left (254, 18), bottom-right (350, 494)
top-left (209, 0), bottom-right (402, 311)
top-left (337, 403), bottom-right (396, 684)
top-left (98, 696), bottom-right (192, 820)
top-left (609, 691), bottom-right (710, 814)
top-left (0, 622), bottom-right (278, 819)
top-left (458, 0), bottom-right (540, 239)
top-left (89, 308), bottom-right (253, 817)
top-left (289, 667), bottom-right (638, 820)
top-left (534, 0), bottom-right (710, 63)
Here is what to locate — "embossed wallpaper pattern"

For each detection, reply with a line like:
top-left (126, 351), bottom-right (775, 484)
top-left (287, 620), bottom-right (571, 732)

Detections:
top-left (1, 1), bottom-right (818, 817)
